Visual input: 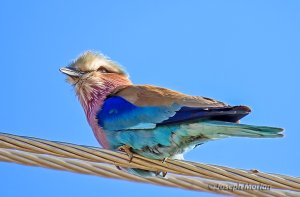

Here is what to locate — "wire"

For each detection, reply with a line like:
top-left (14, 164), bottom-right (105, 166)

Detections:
top-left (0, 132), bottom-right (299, 196)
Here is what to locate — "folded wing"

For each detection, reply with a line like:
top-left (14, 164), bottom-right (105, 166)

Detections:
top-left (97, 85), bottom-right (251, 131)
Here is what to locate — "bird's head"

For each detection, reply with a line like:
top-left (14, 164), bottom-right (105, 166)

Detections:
top-left (60, 51), bottom-right (132, 113)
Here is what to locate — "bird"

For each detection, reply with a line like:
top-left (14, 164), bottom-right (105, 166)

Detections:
top-left (60, 51), bottom-right (283, 177)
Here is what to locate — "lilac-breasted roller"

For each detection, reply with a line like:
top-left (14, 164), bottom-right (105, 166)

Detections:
top-left (60, 51), bottom-right (283, 177)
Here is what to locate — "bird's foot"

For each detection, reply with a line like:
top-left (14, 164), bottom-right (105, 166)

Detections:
top-left (155, 171), bottom-right (168, 177)
top-left (162, 157), bottom-right (168, 163)
top-left (155, 158), bottom-right (168, 177)
top-left (118, 144), bottom-right (134, 162)
top-left (249, 169), bottom-right (259, 173)
top-left (162, 171), bottom-right (167, 177)
top-left (116, 166), bottom-right (122, 170)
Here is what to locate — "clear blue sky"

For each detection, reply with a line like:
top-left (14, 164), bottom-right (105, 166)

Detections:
top-left (1, 1), bottom-right (299, 196)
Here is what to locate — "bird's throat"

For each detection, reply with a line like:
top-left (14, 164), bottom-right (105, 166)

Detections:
top-left (77, 83), bottom-right (121, 118)
top-left (74, 76), bottom-right (132, 148)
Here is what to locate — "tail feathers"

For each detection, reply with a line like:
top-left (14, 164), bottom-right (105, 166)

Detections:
top-left (201, 120), bottom-right (284, 138)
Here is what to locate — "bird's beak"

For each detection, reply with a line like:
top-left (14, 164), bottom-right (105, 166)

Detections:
top-left (59, 67), bottom-right (83, 77)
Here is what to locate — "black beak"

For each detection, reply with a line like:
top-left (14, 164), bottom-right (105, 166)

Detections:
top-left (59, 67), bottom-right (83, 77)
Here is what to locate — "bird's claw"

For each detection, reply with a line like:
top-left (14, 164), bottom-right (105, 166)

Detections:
top-left (249, 169), bottom-right (259, 173)
top-left (118, 145), bottom-right (133, 162)
top-left (162, 157), bottom-right (168, 163)
top-left (162, 171), bottom-right (167, 177)
top-left (155, 171), bottom-right (168, 177)
top-left (116, 165), bottom-right (122, 170)
top-left (155, 158), bottom-right (168, 177)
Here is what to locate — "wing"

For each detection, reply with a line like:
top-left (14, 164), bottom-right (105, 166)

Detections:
top-left (97, 85), bottom-right (251, 131)
top-left (111, 85), bottom-right (228, 107)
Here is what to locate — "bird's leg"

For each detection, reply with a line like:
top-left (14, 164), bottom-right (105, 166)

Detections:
top-left (118, 144), bottom-right (134, 162)
top-left (155, 158), bottom-right (168, 177)
top-left (162, 157), bottom-right (168, 163)
top-left (161, 157), bottom-right (168, 177)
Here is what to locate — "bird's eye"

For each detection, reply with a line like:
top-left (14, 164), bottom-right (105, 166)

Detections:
top-left (97, 67), bottom-right (109, 73)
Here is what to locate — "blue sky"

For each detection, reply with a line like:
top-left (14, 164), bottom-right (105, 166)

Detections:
top-left (0, 1), bottom-right (299, 196)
